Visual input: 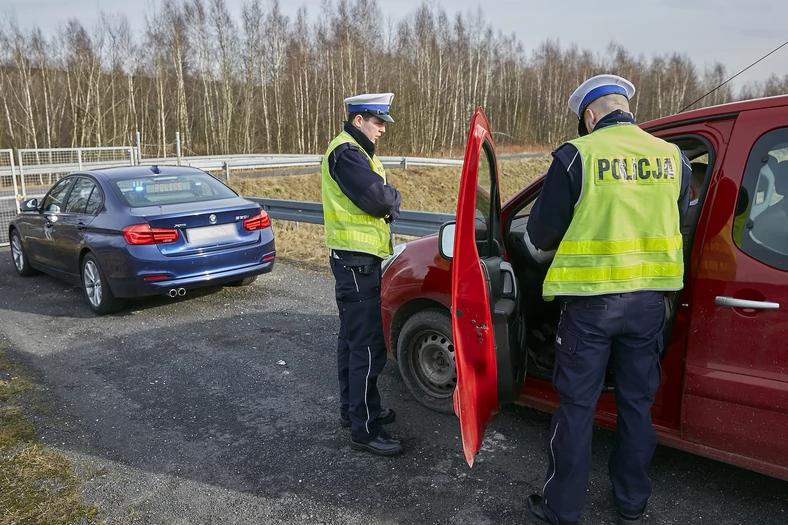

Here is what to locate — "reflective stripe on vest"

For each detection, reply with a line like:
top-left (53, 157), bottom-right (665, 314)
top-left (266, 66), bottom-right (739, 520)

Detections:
top-left (543, 124), bottom-right (684, 297)
top-left (321, 132), bottom-right (392, 259)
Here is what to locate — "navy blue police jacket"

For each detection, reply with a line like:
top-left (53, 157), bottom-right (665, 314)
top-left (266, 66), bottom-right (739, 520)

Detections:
top-left (327, 122), bottom-right (402, 223)
top-left (527, 110), bottom-right (691, 252)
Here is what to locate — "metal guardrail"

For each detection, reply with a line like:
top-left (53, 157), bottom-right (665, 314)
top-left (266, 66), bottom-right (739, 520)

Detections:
top-left (246, 198), bottom-right (453, 237)
top-left (0, 152), bottom-right (465, 180)
top-left (144, 154), bottom-right (463, 176)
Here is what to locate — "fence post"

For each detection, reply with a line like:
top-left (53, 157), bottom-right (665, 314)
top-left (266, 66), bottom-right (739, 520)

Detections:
top-left (223, 161), bottom-right (230, 182)
top-left (10, 151), bottom-right (20, 212)
top-left (136, 130), bottom-right (142, 164)
top-left (402, 157), bottom-right (408, 170)
top-left (17, 150), bottom-right (27, 200)
top-left (175, 132), bottom-right (181, 166)
top-left (77, 149), bottom-right (83, 170)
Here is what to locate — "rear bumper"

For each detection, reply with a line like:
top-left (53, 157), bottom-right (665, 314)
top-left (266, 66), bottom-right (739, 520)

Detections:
top-left (110, 257), bottom-right (275, 297)
top-left (100, 231), bottom-right (276, 298)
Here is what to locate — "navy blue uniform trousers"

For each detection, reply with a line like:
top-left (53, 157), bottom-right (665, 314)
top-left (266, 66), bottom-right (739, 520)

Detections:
top-left (542, 291), bottom-right (665, 525)
top-left (329, 254), bottom-right (387, 443)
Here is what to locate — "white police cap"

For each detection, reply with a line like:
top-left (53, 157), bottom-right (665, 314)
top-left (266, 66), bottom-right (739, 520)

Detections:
top-left (344, 93), bottom-right (395, 123)
top-left (568, 74), bottom-right (635, 135)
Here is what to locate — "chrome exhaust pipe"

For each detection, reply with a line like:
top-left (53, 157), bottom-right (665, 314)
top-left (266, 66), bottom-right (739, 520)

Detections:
top-left (177, 288), bottom-right (186, 297)
top-left (168, 289), bottom-right (178, 298)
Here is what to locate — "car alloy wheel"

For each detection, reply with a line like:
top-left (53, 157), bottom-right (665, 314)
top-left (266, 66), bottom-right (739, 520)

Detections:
top-left (83, 259), bottom-right (103, 308)
top-left (9, 231), bottom-right (36, 277)
top-left (11, 235), bottom-right (24, 272)
top-left (80, 253), bottom-right (125, 315)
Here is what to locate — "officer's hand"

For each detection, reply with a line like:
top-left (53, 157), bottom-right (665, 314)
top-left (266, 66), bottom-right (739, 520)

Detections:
top-left (386, 206), bottom-right (400, 223)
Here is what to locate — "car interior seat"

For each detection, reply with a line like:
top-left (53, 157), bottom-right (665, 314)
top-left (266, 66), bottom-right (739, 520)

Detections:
top-left (750, 159), bottom-right (788, 254)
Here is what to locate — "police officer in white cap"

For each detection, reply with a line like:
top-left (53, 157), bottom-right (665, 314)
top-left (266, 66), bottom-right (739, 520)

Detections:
top-left (524, 75), bottom-right (692, 525)
top-left (321, 93), bottom-right (403, 456)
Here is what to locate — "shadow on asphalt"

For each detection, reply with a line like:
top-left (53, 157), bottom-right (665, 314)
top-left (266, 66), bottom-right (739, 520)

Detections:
top-left (0, 255), bottom-right (234, 318)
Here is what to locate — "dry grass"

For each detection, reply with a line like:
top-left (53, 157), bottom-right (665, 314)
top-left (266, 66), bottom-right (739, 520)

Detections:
top-left (231, 155), bottom-right (551, 266)
top-left (0, 346), bottom-right (99, 525)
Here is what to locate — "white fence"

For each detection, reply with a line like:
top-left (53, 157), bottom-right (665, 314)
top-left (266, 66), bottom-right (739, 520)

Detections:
top-left (0, 149), bottom-right (18, 246)
top-left (0, 147), bottom-right (135, 247)
top-left (15, 146), bottom-right (135, 177)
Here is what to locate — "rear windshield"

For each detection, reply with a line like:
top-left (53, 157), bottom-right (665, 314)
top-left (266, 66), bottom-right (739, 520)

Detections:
top-left (111, 172), bottom-right (237, 207)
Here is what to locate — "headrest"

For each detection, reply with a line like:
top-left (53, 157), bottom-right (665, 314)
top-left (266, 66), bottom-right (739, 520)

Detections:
top-left (774, 160), bottom-right (788, 195)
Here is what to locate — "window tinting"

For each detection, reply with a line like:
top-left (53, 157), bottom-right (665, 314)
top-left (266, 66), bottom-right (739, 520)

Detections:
top-left (85, 184), bottom-right (103, 214)
top-left (112, 172), bottom-right (237, 207)
top-left (65, 177), bottom-right (99, 214)
top-left (42, 178), bottom-right (72, 213)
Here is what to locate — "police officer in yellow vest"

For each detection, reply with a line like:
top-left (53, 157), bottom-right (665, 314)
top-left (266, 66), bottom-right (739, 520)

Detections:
top-left (525, 75), bottom-right (691, 525)
top-left (321, 93), bottom-right (403, 456)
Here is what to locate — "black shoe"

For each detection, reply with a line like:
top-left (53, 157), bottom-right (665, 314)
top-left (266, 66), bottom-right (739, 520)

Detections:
top-left (340, 408), bottom-right (396, 428)
top-left (526, 494), bottom-right (554, 525)
top-left (618, 511), bottom-right (644, 525)
top-left (617, 501), bottom-right (646, 525)
top-left (350, 431), bottom-right (403, 456)
top-left (526, 494), bottom-right (576, 525)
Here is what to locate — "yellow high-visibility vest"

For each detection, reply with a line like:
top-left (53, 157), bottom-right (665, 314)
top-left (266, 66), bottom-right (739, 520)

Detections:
top-left (321, 132), bottom-right (393, 259)
top-left (543, 124), bottom-right (684, 297)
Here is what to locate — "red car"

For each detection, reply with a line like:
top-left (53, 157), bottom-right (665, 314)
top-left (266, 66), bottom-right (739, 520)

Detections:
top-left (381, 98), bottom-right (788, 479)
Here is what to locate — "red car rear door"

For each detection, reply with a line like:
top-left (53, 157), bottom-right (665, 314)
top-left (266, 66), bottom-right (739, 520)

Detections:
top-left (682, 107), bottom-right (788, 477)
top-left (451, 108), bottom-right (527, 466)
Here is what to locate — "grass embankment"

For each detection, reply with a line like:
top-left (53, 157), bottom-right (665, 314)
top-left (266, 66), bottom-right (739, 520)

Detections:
top-left (231, 155), bottom-right (551, 266)
top-left (0, 340), bottom-right (98, 524)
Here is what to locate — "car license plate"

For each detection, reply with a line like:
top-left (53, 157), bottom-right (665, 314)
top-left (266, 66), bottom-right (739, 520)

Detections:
top-left (186, 223), bottom-right (238, 245)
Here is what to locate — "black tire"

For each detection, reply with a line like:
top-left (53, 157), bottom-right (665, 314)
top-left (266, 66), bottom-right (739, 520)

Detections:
top-left (228, 276), bottom-right (258, 287)
top-left (9, 230), bottom-right (37, 277)
top-left (81, 253), bottom-right (125, 315)
top-left (397, 308), bottom-right (456, 414)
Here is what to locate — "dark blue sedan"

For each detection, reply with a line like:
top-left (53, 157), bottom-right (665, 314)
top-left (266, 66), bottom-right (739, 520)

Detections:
top-left (8, 165), bottom-right (276, 314)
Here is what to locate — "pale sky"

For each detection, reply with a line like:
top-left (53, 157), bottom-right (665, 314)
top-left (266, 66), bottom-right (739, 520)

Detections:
top-left (3, 0), bottom-right (787, 91)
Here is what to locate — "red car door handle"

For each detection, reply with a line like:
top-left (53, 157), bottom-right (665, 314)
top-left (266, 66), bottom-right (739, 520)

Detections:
top-left (715, 296), bottom-right (780, 310)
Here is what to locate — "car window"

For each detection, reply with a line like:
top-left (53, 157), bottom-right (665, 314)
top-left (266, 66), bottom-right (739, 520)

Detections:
top-left (85, 183), bottom-right (104, 215)
top-left (65, 177), bottom-right (100, 214)
top-left (734, 128), bottom-right (788, 271)
top-left (42, 178), bottom-right (72, 213)
top-left (475, 150), bottom-right (492, 244)
top-left (111, 172), bottom-right (237, 207)
top-left (475, 140), bottom-right (502, 257)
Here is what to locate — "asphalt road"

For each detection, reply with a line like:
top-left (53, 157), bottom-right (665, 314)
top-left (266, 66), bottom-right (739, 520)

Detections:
top-left (0, 248), bottom-right (786, 525)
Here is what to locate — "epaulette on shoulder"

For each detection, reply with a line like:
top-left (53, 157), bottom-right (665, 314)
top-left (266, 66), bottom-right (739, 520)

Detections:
top-left (552, 142), bottom-right (579, 165)
top-left (338, 142), bottom-right (359, 153)
top-left (552, 142), bottom-right (575, 157)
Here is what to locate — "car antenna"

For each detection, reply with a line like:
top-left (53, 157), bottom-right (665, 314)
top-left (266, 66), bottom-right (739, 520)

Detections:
top-left (679, 38), bottom-right (788, 113)
top-left (150, 165), bottom-right (161, 174)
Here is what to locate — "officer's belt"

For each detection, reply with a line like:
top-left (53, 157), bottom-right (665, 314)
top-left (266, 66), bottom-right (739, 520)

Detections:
top-left (330, 249), bottom-right (381, 270)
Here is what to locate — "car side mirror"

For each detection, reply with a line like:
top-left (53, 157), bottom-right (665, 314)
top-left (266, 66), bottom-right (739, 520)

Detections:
top-left (20, 198), bottom-right (39, 212)
top-left (438, 221), bottom-right (455, 260)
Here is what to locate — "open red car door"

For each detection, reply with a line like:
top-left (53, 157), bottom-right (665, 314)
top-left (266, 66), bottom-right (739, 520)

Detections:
top-left (450, 108), bottom-right (527, 466)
